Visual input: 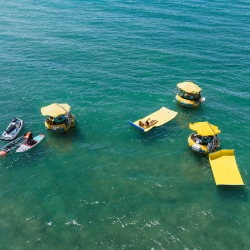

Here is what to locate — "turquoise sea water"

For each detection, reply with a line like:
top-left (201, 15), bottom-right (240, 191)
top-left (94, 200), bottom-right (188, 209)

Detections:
top-left (1, 0), bottom-right (250, 249)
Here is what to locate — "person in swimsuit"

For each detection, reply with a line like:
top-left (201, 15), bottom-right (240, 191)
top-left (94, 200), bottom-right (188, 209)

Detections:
top-left (149, 120), bottom-right (158, 126)
top-left (25, 132), bottom-right (36, 146)
top-left (201, 136), bottom-right (212, 144)
top-left (139, 118), bottom-right (158, 128)
top-left (184, 92), bottom-right (194, 100)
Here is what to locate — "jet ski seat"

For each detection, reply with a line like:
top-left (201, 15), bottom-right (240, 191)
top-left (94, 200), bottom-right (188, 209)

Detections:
top-left (6, 125), bottom-right (16, 133)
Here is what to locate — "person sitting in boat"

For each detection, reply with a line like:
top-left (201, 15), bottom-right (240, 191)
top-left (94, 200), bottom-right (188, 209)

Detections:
top-left (195, 138), bottom-right (203, 144)
top-left (183, 92), bottom-right (194, 100)
top-left (193, 93), bottom-right (201, 101)
top-left (139, 119), bottom-right (158, 128)
top-left (201, 136), bottom-right (212, 144)
top-left (179, 89), bottom-right (185, 97)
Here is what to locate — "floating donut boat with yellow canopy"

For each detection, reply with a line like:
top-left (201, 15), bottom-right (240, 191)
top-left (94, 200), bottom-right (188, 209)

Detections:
top-left (188, 121), bottom-right (221, 154)
top-left (41, 103), bottom-right (77, 132)
top-left (175, 81), bottom-right (205, 108)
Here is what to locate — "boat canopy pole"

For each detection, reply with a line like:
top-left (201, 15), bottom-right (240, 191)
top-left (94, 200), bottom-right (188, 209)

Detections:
top-left (207, 121), bottom-right (220, 151)
top-left (57, 103), bottom-right (68, 113)
top-left (56, 104), bottom-right (72, 127)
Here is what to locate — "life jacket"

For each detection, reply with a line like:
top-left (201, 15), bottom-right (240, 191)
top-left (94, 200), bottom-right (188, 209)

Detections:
top-left (24, 132), bottom-right (31, 139)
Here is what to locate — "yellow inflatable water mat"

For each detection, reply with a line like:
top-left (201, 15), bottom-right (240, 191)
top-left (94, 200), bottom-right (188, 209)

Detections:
top-left (209, 150), bottom-right (244, 186)
top-left (129, 107), bottom-right (178, 132)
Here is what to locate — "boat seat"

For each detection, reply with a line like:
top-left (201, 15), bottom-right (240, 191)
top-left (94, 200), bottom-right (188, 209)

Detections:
top-left (6, 125), bottom-right (16, 133)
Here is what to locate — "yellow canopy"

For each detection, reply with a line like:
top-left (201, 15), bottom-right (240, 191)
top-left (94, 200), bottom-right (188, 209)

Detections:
top-left (177, 81), bottom-right (202, 93)
top-left (129, 107), bottom-right (178, 132)
top-left (189, 122), bottom-right (221, 136)
top-left (209, 150), bottom-right (244, 186)
top-left (41, 103), bottom-right (71, 117)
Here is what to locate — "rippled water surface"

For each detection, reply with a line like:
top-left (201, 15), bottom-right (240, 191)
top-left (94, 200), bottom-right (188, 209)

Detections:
top-left (1, 0), bottom-right (250, 249)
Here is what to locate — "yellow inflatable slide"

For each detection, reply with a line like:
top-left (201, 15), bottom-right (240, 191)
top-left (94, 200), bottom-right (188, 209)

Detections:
top-left (209, 150), bottom-right (244, 186)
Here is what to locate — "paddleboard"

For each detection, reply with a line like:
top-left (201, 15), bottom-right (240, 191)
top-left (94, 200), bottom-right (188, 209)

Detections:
top-left (16, 135), bottom-right (44, 153)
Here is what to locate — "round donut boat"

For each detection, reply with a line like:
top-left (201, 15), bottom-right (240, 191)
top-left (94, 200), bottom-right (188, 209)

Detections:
top-left (188, 122), bottom-right (221, 155)
top-left (41, 103), bottom-right (77, 132)
top-left (188, 134), bottom-right (221, 154)
top-left (175, 93), bottom-right (202, 108)
top-left (45, 115), bottom-right (76, 132)
top-left (175, 81), bottom-right (204, 108)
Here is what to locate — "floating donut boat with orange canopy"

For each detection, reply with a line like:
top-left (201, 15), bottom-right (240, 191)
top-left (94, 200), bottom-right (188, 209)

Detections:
top-left (175, 81), bottom-right (205, 108)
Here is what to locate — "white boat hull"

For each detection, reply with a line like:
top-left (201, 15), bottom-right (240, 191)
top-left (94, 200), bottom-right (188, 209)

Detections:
top-left (1, 118), bottom-right (24, 141)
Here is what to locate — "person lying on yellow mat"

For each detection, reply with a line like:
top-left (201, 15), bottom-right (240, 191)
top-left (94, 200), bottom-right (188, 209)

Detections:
top-left (139, 118), bottom-right (158, 129)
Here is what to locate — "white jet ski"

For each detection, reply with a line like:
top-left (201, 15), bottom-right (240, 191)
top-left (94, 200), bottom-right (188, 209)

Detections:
top-left (1, 118), bottom-right (24, 141)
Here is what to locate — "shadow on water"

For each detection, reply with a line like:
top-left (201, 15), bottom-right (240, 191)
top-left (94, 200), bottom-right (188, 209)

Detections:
top-left (44, 126), bottom-right (85, 141)
top-left (42, 127), bottom-right (86, 155)
top-left (217, 185), bottom-right (247, 201)
top-left (188, 147), bottom-right (208, 159)
top-left (174, 103), bottom-right (207, 120)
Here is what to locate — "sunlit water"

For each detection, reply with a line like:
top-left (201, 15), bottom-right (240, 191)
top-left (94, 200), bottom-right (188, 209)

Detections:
top-left (0, 0), bottom-right (250, 249)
